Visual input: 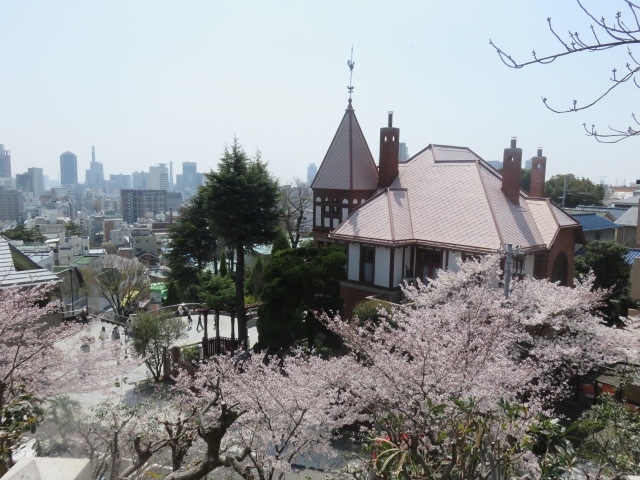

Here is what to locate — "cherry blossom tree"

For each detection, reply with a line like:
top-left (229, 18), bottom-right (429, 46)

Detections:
top-left (165, 352), bottom-right (360, 480)
top-left (0, 282), bottom-right (132, 474)
top-left (323, 255), bottom-right (640, 479)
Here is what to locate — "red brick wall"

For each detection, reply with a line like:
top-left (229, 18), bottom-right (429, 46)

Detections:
top-left (546, 228), bottom-right (577, 286)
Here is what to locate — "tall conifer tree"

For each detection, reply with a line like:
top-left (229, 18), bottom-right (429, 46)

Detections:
top-left (202, 140), bottom-right (281, 347)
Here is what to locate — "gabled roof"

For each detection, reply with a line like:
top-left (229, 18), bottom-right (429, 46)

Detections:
top-left (617, 206), bottom-right (639, 227)
top-left (311, 100), bottom-right (379, 191)
top-left (330, 144), bottom-right (580, 253)
top-left (571, 205), bottom-right (628, 221)
top-left (0, 237), bottom-right (61, 288)
top-left (569, 213), bottom-right (619, 231)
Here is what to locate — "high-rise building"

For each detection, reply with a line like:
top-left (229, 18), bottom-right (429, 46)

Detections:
top-left (16, 167), bottom-right (44, 199)
top-left (132, 171), bottom-right (149, 190)
top-left (29, 167), bottom-right (44, 199)
top-left (0, 187), bottom-right (22, 221)
top-left (0, 145), bottom-right (11, 179)
top-left (109, 174), bottom-right (132, 190)
top-left (307, 163), bottom-right (317, 186)
top-left (149, 164), bottom-right (169, 191)
top-left (85, 146), bottom-right (104, 187)
top-left (120, 189), bottom-right (167, 224)
top-left (175, 161), bottom-right (203, 193)
top-left (60, 151), bottom-right (78, 185)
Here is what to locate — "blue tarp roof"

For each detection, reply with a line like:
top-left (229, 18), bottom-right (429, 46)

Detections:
top-left (625, 249), bottom-right (640, 265)
top-left (570, 213), bottom-right (619, 231)
top-left (573, 205), bottom-right (629, 220)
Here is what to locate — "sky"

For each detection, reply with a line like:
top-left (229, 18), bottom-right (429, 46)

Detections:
top-left (1, 0), bottom-right (639, 187)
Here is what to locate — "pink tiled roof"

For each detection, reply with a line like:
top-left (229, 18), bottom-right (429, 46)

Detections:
top-left (331, 144), bottom-right (579, 253)
top-left (311, 101), bottom-right (379, 191)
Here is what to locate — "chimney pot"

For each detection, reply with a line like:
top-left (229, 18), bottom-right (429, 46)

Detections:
top-left (388, 111), bottom-right (393, 128)
top-left (511, 137), bottom-right (517, 148)
top-left (537, 148), bottom-right (543, 156)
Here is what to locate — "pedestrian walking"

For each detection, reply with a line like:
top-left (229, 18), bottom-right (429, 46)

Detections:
top-left (196, 312), bottom-right (204, 332)
top-left (112, 326), bottom-right (120, 341)
top-left (187, 315), bottom-right (193, 331)
top-left (80, 307), bottom-right (88, 325)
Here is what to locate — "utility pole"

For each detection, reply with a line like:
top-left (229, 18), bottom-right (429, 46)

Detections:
top-left (498, 243), bottom-right (522, 299)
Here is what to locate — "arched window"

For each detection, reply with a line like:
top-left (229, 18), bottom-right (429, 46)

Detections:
top-left (551, 252), bottom-right (568, 286)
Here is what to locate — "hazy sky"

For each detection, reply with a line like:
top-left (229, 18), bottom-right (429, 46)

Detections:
top-left (1, 1), bottom-right (638, 187)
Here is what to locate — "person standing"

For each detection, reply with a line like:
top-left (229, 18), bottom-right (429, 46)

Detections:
top-left (80, 307), bottom-right (88, 325)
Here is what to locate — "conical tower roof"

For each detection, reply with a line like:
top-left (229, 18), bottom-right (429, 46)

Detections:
top-left (311, 100), bottom-right (379, 191)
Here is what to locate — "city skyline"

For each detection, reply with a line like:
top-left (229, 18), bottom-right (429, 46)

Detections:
top-left (1, 1), bottom-right (639, 187)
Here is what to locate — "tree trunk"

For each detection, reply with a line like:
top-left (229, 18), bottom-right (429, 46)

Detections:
top-left (234, 245), bottom-right (248, 349)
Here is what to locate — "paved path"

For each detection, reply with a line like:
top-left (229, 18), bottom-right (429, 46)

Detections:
top-left (66, 312), bottom-right (258, 407)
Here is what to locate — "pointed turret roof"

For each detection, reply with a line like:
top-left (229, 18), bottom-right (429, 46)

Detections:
top-left (311, 100), bottom-right (379, 191)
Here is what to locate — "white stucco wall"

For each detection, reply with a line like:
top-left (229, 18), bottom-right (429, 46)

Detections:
top-left (392, 248), bottom-right (404, 288)
top-left (374, 246), bottom-right (390, 287)
top-left (347, 243), bottom-right (360, 281)
top-left (447, 251), bottom-right (462, 272)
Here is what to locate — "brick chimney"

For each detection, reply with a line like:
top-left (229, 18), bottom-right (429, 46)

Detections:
top-left (502, 137), bottom-right (522, 205)
top-left (378, 111), bottom-right (400, 188)
top-left (529, 148), bottom-right (547, 198)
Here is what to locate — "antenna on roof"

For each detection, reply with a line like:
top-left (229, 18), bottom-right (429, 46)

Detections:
top-left (347, 46), bottom-right (355, 100)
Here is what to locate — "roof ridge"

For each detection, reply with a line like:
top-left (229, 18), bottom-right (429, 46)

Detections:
top-left (477, 161), bottom-right (504, 246)
top-left (386, 189), bottom-right (395, 240)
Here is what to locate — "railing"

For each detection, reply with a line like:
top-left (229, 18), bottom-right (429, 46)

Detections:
top-left (202, 336), bottom-right (242, 357)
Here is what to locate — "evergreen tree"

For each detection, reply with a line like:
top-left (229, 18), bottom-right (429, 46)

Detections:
top-left (270, 227), bottom-right (290, 255)
top-left (164, 279), bottom-right (181, 307)
top-left (202, 140), bottom-right (281, 348)
top-left (165, 190), bottom-right (218, 292)
top-left (245, 256), bottom-right (265, 301)
top-left (256, 245), bottom-right (346, 353)
top-left (1, 225), bottom-right (45, 243)
top-left (219, 251), bottom-right (228, 277)
top-left (64, 221), bottom-right (85, 237)
top-left (575, 240), bottom-right (637, 322)
top-left (544, 174), bottom-right (605, 207)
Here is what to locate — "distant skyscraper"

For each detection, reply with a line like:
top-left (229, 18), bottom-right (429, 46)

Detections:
top-left (16, 167), bottom-right (45, 200)
top-left (0, 145), bottom-right (11, 179)
top-left (399, 142), bottom-right (409, 162)
top-left (60, 151), bottom-right (78, 185)
top-left (109, 174), bottom-right (132, 190)
top-left (176, 161), bottom-right (200, 193)
top-left (132, 171), bottom-right (149, 190)
top-left (85, 146), bottom-right (104, 187)
top-left (307, 163), bottom-right (317, 186)
top-left (149, 164), bottom-right (169, 191)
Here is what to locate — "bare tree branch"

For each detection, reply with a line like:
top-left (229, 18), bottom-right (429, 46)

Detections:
top-left (491, 0), bottom-right (640, 141)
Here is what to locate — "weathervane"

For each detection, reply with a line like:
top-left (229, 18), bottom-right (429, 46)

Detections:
top-left (347, 46), bottom-right (355, 99)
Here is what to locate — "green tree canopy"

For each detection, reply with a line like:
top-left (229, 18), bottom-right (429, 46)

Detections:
top-left (202, 140), bottom-right (281, 348)
top-left (545, 174), bottom-right (605, 208)
top-left (574, 240), bottom-right (636, 322)
top-left (255, 245), bottom-right (346, 354)
top-left (64, 221), bottom-right (85, 237)
top-left (165, 190), bottom-right (219, 295)
top-left (131, 311), bottom-right (187, 382)
top-left (270, 227), bottom-right (290, 256)
top-left (198, 271), bottom-right (235, 314)
top-left (1, 225), bottom-right (45, 243)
